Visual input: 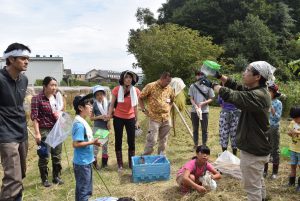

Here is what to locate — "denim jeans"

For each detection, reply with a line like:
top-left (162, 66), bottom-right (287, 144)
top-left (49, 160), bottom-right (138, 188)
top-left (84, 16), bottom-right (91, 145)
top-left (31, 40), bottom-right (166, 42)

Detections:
top-left (73, 163), bottom-right (93, 201)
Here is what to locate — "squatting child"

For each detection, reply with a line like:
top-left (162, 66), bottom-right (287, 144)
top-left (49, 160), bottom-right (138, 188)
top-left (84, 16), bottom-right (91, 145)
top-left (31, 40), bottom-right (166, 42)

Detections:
top-left (286, 106), bottom-right (300, 192)
top-left (176, 145), bottom-right (221, 194)
top-left (90, 85), bottom-right (111, 169)
top-left (72, 94), bottom-right (101, 201)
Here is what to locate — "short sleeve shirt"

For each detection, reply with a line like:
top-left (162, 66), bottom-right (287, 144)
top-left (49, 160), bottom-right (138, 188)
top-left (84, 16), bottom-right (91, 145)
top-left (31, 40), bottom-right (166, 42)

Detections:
top-left (189, 82), bottom-right (215, 113)
top-left (289, 121), bottom-right (300, 153)
top-left (112, 86), bottom-right (140, 119)
top-left (139, 81), bottom-right (175, 122)
top-left (72, 121), bottom-right (94, 165)
top-left (177, 159), bottom-right (214, 181)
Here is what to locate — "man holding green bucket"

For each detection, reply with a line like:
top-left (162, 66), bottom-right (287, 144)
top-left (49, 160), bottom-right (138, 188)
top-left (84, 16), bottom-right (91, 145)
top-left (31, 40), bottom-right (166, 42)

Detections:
top-left (199, 61), bottom-right (275, 201)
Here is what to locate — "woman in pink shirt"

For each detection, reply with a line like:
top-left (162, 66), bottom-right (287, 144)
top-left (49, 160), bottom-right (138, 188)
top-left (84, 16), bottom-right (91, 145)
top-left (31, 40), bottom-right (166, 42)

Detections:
top-left (177, 145), bottom-right (221, 193)
top-left (108, 71), bottom-right (140, 171)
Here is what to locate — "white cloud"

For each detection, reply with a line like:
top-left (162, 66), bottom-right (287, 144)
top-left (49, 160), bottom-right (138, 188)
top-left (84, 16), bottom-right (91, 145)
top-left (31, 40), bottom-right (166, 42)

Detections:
top-left (0, 0), bottom-right (166, 73)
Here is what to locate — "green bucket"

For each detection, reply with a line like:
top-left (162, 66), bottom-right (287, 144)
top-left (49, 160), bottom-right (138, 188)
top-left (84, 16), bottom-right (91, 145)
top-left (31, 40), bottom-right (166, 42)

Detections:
top-left (280, 147), bottom-right (290, 158)
top-left (201, 60), bottom-right (221, 76)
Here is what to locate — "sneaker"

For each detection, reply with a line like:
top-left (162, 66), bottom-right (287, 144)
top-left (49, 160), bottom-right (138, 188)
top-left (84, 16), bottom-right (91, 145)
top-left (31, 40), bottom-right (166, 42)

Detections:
top-left (270, 174), bottom-right (277, 180)
top-left (42, 180), bottom-right (51, 187)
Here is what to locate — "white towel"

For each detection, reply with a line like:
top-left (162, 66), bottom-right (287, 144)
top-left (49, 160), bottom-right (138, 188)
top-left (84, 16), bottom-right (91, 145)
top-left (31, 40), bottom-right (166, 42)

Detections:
top-left (49, 95), bottom-right (57, 112)
top-left (74, 115), bottom-right (94, 141)
top-left (96, 98), bottom-right (108, 115)
top-left (117, 85), bottom-right (138, 107)
top-left (55, 91), bottom-right (64, 111)
top-left (196, 107), bottom-right (202, 120)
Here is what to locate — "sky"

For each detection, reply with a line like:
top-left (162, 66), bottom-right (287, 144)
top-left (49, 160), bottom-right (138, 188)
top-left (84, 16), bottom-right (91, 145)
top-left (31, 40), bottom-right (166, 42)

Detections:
top-left (0, 0), bottom-right (166, 73)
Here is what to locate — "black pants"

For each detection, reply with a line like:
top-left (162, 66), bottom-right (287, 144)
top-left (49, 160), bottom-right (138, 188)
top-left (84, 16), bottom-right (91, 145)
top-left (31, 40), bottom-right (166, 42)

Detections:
top-left (268, 125), bottom-right (280, 164)
top-left (191, 112), bottom-right (209, 145)
top-left (113, 116), bottom-right (135, 152)
top-left (38, 128), bottom-right (62, 169)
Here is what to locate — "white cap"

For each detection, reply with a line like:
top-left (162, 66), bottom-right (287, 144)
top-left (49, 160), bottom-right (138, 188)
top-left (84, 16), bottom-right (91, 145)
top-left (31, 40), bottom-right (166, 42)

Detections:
top-left (92, 85), bottom-right (106, 95)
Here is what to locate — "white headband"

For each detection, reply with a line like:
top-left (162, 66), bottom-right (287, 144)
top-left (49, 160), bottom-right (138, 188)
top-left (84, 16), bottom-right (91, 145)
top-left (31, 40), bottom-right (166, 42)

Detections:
top-left (3, 49), bottom-right (30, 59)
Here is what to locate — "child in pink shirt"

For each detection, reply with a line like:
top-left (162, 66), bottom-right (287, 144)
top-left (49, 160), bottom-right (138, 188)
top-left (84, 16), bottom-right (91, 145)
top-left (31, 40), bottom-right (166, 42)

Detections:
top-left (176, 145), bottom-right (221, 193)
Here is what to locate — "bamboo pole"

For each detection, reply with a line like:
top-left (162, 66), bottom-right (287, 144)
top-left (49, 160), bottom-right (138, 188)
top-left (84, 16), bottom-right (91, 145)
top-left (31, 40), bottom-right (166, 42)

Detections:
top-left (173, 103), bottom-right (193, 139)
top-left (184, 107), bottom-right (191, 120)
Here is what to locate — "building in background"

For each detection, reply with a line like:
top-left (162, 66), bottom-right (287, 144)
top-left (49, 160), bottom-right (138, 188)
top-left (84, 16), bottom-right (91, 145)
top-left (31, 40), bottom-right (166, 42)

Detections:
top-left (85, 69), bottom-right (120, 83)
top-left (73, 73), bottom-right (86, 81)
top-left (1, 55), bottom-right (64, 86)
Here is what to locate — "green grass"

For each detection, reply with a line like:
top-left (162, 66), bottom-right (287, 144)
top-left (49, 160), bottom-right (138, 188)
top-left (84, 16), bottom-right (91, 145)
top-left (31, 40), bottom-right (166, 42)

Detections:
top-left (0, 106), bottom-right (298, 201)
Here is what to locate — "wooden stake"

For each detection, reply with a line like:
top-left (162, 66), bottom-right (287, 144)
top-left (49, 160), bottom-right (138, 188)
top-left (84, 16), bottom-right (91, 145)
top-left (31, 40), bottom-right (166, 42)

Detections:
top-left (173, 103), bottom-right (193, 139)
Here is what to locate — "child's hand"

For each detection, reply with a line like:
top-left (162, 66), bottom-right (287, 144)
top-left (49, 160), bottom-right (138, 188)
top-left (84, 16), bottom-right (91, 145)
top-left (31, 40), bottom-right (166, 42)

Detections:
top-left (135, 121), bottom-right (139, 129)
top-left (93, 138), bottom-right (102, 146)
top-left (288, 130), bottom-right (294, 137)
top-left (271, 107), bottom-right (275, 115)
top-left (195, 185), bottom-right (207, 193)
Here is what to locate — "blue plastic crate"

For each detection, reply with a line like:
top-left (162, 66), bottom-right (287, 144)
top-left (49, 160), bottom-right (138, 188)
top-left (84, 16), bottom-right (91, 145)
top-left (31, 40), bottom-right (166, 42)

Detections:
top-left (132, 155), bottom-right (170, 183)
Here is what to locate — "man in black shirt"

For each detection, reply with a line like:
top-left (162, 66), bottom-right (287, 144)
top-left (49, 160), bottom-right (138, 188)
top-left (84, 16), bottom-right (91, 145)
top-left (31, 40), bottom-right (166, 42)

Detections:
top-left (0, 43), bottom-right (31, 201)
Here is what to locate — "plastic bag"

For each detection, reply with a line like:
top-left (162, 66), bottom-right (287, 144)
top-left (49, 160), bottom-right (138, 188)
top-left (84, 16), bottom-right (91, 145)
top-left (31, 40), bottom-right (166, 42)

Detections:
top-left (93, 197), bottom-right (118, 201)
top-left (135, 127), bottom-right (143, 137)
top-left (213, 150), bottom-right (242, 179)
top-left (281, 146), bottom-right (290, 158)
top-left (170, 77), bottom-right (186, 96)
top-left (37, 141), bottom-right (49, 158)
top-left (45, 112), bottom-right (73, 148)
top-left (199, 173), bottom-right (217, 191)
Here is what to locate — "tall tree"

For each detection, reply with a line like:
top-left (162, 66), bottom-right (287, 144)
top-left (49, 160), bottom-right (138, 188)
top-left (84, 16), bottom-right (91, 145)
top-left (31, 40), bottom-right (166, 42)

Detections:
top-left (224, 14), bottom-right (278, 65)
top-left (128, 24), bottom-right (223, 83)
top-left (136, 8), bottom-right (157, 27)
top-left (157, 0), bottom-right (259, 43)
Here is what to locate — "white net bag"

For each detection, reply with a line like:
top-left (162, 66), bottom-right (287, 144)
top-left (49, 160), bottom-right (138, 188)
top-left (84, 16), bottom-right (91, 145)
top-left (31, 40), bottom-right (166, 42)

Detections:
top-left (45, 112), bottom-right (73, 148)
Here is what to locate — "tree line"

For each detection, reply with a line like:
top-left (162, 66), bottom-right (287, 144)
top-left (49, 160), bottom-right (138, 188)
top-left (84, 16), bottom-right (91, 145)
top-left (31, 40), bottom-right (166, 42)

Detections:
top-left (128, 0), bottom-right (300, 84)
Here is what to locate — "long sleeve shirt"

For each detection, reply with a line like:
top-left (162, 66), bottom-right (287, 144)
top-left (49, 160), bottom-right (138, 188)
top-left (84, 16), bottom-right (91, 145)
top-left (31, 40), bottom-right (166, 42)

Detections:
top-left (219, 78), bottom-right (272, 156)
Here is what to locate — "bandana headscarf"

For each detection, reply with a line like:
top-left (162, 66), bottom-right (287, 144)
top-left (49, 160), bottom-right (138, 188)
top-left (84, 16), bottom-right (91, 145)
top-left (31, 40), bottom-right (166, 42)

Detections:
top-left (249, 61), bottom-right (276, 81)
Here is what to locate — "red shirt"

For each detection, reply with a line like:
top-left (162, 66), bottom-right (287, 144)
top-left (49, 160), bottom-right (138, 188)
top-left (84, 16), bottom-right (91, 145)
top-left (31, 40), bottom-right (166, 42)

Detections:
top-left (31, 92), bottom-right (57, 128)
top-left (112, 86), bottom-right (140, 119)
